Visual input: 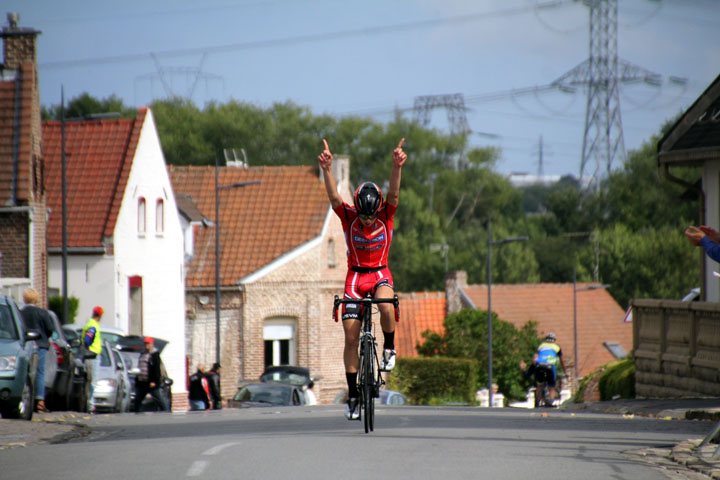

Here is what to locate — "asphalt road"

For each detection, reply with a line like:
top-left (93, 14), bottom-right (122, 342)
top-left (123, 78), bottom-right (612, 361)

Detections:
top-left (0, 406), bottom-right (714, 480)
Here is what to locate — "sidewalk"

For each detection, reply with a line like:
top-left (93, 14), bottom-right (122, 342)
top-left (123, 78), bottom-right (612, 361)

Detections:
top-left (565, 398), bottom-right (720, 479)
top-left (0, 411), bottom-right (91, 450)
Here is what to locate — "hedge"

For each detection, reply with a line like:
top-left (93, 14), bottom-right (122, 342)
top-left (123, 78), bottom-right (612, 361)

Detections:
top-left (386, 356), bottom-right (478, 405)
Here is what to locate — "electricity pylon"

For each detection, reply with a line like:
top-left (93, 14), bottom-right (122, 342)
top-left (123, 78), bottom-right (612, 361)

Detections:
top-left (552, 0), bottom-right (660, 186)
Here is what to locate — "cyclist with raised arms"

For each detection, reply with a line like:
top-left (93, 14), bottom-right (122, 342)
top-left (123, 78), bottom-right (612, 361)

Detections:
top-left (318, 138), bottom-right (407, 420)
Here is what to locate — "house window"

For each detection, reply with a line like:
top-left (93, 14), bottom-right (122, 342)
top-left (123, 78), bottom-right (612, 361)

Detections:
top-left (138, 197), bottom-right (146, 234)
top-left (263, 319), bottom-right (296, 367)
top-left (156, 199), bottom-right (164, 233)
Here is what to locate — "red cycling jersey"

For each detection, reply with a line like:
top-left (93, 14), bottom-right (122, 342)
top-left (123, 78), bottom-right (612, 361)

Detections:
top-left (333, 202), bottom-right (396, 269)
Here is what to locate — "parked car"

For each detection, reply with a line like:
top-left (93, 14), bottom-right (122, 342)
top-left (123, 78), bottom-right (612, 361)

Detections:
top-left (92, 341), bottom-right (131, 413)
top-left (68, 324), bottom-right (127, 348)
top-left (379, 389), bottom-right (407, 405)
top-left (333, 388), bottom-right (408, 406)
top-left (61, 326), bottom-right (91, 412)
top-left (0, 293), bottom-right (39, 420)
top-left (116, 335), bottom-right (173, 412)
top-left (260, 365), bottom-right (313, 388)
top-left (228, 382), bottom-right (307, 408)
top-left (44, 311), bottom-right (75, 411)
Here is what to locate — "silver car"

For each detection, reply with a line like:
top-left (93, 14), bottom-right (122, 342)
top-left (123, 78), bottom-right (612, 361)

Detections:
top-left (92, 341), bottom-right (131, 413)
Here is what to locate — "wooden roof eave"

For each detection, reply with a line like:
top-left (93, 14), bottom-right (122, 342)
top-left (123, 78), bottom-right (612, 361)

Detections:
top-left (658, 146), bottom-right (720, 167)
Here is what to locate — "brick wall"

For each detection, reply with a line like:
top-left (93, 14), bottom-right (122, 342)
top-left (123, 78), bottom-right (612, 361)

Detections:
top-left (0, 211), bottom-right (29, 278)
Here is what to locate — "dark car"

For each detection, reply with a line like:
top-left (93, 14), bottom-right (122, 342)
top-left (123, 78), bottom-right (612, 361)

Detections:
top-left (116, 335), bottom-right (172, 412)
top-left (0, 293), bottom-right (39, 420)
top-left (44, 311), bottom-right (75, 411)
top-left (260, 365), bottom-right (314, 388)
top-left (61, 326), bottom-right (91, 412)
top-left (228, 382), bottom-right (306, 408)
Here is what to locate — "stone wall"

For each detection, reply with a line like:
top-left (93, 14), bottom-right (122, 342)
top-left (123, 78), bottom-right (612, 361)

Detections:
top-left (633, 298), bottom-right (720, 398)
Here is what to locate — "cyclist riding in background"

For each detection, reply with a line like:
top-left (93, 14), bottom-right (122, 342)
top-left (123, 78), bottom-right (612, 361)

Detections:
top-left (534, 333), bottom-right (567, 402)
top-left (318, 138), bottom-right (407, 421)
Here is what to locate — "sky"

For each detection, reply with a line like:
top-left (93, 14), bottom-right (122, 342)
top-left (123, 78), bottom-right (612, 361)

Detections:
top-left (4, 0), bottom-right (719, 178)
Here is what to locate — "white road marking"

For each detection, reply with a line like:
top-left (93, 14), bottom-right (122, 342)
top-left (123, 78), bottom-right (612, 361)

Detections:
top-left (186, 460), bottom-right (208, 477)
top-left (203, 442), bottom-right (241, 456)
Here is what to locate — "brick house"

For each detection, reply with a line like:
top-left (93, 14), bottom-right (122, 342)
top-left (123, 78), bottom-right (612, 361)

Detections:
top-left (396, 271), bottom-right (632, 386)
top-left (169, 157), bottom-right (352, 404)
top-left (43, 108), bottom-right (188, 409)
top-left (0, 16), bottom-right (47, 303)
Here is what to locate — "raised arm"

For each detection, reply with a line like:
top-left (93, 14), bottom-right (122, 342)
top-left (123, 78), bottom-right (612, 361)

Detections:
top-left (386, 138), bottom-right (407, 207)
top-left (318, 139), bottom-right (343, 209)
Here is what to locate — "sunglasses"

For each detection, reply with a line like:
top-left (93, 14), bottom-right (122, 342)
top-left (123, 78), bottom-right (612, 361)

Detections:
top-left (358, 213), bottom-right (378, 220)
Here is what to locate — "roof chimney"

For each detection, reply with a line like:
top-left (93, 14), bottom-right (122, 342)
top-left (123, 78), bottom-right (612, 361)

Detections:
top-left (1, 13), bottom-right (42, 70)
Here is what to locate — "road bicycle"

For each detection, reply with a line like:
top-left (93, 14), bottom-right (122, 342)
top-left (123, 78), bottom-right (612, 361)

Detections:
top-left (333, 294), bottom-right (399, 433)
top-left (534, 365), bottom-right (562, 408)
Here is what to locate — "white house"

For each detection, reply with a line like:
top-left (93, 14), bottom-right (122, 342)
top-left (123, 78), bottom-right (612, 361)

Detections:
top-left (44, 108), bottom-right (188, 409)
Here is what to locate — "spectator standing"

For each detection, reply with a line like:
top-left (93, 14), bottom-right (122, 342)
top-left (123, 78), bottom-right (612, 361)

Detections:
top-left (82, 306), bottom-right (104, 412)
top-left (207, 363), bottom-right (222, 410)
top-left (20, 288), bottom-right (54, 413)
top-left (134, 337), bottom-right (170, 412)
top-left (188, 363), bottom-right (210, 411)
top-left (685, 225), bottom-right (720, 262)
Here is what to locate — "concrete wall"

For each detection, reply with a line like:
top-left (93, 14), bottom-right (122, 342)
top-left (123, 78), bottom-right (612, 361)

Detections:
top-left (48, 254), bottom-right (115, 323)
top-left (633, 298), bottom-right (720, 397)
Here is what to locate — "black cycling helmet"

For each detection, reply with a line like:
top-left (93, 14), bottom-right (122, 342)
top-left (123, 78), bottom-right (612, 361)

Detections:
top-left (354, 182), bottom-right (383, 217)
top-left (545, 333), bottom-right (557, 342)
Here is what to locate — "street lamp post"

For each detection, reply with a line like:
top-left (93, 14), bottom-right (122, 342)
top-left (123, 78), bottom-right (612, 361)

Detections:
top-left (214, 159), bottom-right (260, 366)
top-left (572, 266), bottom-right (609, 383)
top-left (486, 218), bottom-right (528, 408)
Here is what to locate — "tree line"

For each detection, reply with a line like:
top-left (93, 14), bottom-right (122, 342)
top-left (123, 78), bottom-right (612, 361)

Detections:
top-left (44, 93), bottom-right (700, 309)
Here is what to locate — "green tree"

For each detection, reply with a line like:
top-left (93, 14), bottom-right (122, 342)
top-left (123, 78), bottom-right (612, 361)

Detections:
top-left (42, 92), bottom-right (136, 120)
top-left (417, 308), bottom-right (541, 401)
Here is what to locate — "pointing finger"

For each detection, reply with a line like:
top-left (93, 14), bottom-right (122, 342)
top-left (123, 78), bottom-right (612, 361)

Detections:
top-left (397, 138), bottom-right (405, 149)
top-left (323, 139), bottom-right (330, 151)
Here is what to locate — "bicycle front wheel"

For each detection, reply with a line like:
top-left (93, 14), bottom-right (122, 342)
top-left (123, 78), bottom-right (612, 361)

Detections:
top-left (362, 339), bottom-right (375, 433)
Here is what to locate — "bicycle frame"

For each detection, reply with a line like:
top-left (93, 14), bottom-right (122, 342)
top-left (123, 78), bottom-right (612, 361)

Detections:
top-left (333, 295), bottom-right (399, 433)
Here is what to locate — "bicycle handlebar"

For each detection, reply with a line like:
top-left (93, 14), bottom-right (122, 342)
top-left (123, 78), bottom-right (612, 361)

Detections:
top-left (333, 295), bottom-right (400, 323)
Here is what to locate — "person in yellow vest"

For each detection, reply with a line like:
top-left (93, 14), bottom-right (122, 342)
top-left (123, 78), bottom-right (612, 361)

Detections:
top-left (82, 306), bottom-right (104, 413)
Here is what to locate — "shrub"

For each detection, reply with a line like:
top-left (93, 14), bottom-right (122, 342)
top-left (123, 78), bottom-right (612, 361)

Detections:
top-left (598, 357), bottom-right (635, 401)
top-left (386, 356), bottom-right (478, 405)
top-left (48, 295), bottom-right (79, 325)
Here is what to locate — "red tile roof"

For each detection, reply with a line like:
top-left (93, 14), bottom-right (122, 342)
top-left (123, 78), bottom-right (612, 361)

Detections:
top-left (462, 283), bottom-right (631, 377)
top-left (43, 109), bottom-right (147, 248)
top-left (396, 292), bottom-right (446, 358)
top-left (169, 165), bottom-right (329, 287)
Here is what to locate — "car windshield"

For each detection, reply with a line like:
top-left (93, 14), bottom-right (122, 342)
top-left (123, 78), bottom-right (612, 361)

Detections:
top-left (260, 370), bottom-right (309, 387)
top-left (0, 304), bottom-right (19, 340)
top-left (234, 385), bottom-right (290, 405)
top-left (101, 332), bottom-right (124, 347)
top-left (99, 345), bottom-right (112, 367)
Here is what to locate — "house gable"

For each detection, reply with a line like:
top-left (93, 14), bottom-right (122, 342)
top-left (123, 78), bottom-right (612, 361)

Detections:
top-left (43, 109), bottom-right (146, 250)
top-left (169, 165), bottom-right (330, 288)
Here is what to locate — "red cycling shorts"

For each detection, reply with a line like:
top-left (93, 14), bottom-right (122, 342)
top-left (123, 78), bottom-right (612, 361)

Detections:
top-left (341, 266), bottom-right (394, 321)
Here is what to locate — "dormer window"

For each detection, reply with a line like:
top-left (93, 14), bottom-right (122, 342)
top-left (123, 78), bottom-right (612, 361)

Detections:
top-left (156, 199), bottom-right (164, 234)
top-left (138, 197), bottom-right (146, 234)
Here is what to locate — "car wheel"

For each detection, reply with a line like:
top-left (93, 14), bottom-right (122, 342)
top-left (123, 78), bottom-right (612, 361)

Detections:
top-left (4, 375), bottom-right (35, 420)
top-left (57, 371), bottom-right (73, 411)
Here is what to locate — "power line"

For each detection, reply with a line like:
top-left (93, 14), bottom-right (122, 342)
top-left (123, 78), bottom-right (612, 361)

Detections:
top-left (38, 3), bottom-right (556, 70)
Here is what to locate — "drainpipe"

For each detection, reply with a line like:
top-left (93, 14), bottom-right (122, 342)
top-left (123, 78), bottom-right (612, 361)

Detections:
top-left (662, 163), bottom-right (706, 300)
top-left (9, 68), bottom-right (22, 206)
